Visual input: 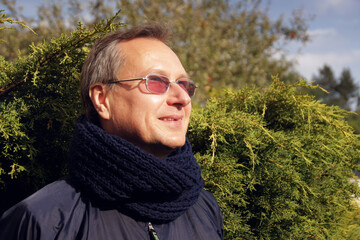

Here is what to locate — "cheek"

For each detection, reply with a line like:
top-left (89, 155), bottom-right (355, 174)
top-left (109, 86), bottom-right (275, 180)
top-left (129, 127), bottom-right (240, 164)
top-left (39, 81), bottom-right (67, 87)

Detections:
top-left (185, 104), bottom-right (192, 120)
top-left (135, 97), bottom-right (163, 127)
top-left (142, 96), bottom-right (165, 116)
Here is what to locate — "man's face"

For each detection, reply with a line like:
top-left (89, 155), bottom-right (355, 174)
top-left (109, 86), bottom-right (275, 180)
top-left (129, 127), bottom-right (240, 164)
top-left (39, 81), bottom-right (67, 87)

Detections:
top-left (100, 38), bottom-right (192, 158)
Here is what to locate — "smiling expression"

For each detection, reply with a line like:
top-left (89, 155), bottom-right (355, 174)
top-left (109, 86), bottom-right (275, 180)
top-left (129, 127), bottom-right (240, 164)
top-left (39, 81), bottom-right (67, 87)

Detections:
top-left (98, 38), bottom-right (192, 158)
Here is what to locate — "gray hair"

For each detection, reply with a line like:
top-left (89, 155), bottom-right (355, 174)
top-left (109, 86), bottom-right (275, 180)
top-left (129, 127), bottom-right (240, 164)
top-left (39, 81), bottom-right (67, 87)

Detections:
top-left (80, 23), bottom-right (170, 123)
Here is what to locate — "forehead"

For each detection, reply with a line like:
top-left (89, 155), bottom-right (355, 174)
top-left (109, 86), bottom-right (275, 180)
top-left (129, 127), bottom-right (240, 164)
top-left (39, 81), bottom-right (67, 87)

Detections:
top-left (117, 38), bottom-right (187, 77)
top-left (119, 37), bottom-right (171, 53)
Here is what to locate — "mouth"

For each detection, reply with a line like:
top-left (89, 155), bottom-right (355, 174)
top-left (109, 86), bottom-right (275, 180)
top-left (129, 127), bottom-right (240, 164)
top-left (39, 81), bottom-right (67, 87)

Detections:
top-left (160, 117), bottom-right (182, 121)
top-left (159, 115), bottom-right (183, 125)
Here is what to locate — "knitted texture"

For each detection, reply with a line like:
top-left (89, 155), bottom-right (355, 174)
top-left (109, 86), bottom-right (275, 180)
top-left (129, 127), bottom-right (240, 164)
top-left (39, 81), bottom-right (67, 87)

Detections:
top-left (68, 115), bottom-right (204, 223)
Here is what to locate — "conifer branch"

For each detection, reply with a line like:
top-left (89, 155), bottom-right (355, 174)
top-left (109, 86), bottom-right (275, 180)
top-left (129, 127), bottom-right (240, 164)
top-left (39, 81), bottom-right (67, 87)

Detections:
top-left (0, 10), bottom-right (123, 98)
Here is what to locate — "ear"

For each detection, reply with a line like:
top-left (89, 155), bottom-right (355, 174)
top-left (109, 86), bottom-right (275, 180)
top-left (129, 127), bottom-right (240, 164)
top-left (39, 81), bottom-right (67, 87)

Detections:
top-left (89, 83), bottom-right (111, 120)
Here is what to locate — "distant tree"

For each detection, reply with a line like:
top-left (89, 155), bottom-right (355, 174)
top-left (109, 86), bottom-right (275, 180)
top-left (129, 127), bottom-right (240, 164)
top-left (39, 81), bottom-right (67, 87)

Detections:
top-left (0, 0), bottom-right (311, 102)
top-left (311, 64), bottom-right (359, 111)
top-left (336, 68), bottom-right (359, 108)
top-left (309, 64), bottom-right (360, 133)
top-left (311, 64), bottom-right (338, 105)
top-left (1, 7), bottom-right (360, 240)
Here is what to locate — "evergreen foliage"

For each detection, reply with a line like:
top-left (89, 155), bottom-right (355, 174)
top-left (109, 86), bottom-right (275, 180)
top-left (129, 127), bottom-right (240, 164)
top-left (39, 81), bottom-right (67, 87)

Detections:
top-left (1, 8), bottom-right (360, 240)
top-left (0, 11), bottom-right (124, 210)
top-left (188, 79), bottom-right (360, 239)
top-left (0, 0), bottom-right (311, 102)
top-left (0, 9), bottom-right (36, 37)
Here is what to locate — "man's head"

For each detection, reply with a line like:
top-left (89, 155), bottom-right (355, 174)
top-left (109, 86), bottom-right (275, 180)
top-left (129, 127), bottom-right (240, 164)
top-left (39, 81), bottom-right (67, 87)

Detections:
top-left (80, 24), bottom-right (194, 158)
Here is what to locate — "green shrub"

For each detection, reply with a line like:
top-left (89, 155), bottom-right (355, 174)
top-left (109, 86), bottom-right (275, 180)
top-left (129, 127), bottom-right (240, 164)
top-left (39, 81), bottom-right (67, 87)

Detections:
top-left (0, 12), bottom-right (123, 210)
top-left (1, 12), bottom-right (359, 239)
top-left (188, 79), bottom-right (360, 239)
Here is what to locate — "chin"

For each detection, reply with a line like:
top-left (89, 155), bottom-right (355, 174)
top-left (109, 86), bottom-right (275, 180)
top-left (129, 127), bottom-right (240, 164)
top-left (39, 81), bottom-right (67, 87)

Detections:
top-left (163, 136), bottom-right (186, 148)
top-left (145, 136), bottom-right (187, 158)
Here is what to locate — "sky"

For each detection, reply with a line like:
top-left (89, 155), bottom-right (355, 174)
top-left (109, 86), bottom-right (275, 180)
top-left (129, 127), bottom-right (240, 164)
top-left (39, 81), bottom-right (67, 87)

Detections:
top-left (1, 0), bottom-right (359, 86)
top-left (267, 0), bottom-right (360, 85)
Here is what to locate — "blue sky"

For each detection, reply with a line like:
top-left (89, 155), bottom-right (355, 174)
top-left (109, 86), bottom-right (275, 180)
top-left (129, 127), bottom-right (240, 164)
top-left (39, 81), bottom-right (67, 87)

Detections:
top-left (1, 0), bottom-right (359, 86)
top-left (267, 0), bottom-right (360, 85)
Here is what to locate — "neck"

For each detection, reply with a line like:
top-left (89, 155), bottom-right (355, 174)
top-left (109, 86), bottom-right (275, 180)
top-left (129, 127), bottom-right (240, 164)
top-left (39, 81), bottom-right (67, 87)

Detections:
top-left (100, 119), bottom-right (176, 159)
top-left (141, 144), bottom-right (175, 159)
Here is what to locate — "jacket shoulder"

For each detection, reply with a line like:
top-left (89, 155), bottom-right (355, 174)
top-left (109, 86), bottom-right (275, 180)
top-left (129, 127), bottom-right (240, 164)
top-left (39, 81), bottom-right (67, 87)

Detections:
top-left (198, 189), bottom-right (223, 219)
top-left (186, 189), bottom-right (224, 239)
top-left (0, 179), bottom-right (83, 239)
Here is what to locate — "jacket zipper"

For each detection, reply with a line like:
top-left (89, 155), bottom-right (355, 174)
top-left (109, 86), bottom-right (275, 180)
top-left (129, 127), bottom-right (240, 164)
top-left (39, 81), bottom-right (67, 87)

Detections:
top-left (148, 222), bottom-right (160, 240)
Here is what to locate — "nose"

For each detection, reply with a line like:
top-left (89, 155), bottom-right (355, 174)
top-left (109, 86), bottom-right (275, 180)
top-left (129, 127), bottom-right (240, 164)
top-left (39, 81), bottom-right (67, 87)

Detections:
top-left (166, 82), bottom-right (191, 107)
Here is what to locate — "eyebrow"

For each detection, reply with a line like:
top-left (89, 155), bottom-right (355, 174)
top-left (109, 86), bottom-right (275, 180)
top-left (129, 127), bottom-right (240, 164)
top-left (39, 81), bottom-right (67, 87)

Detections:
top-left (140, 69), bottom-right (190, 79)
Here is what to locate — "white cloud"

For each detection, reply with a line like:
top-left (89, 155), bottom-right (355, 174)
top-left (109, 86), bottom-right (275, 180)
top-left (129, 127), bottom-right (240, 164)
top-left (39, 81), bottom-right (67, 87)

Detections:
top-left (291, 50), bottom-right (360, 81)
top-left (269, 0), bottom-right (360, 86)
top-left (300, 27), bottom-right (355, 55)
top-left (314, 0), bottom-right (360, 14)
top-left (308, 28), bottom-right (337, 38)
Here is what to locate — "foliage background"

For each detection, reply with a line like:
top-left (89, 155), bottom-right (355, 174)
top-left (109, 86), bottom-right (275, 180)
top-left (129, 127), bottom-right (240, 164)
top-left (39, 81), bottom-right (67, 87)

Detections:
top-left (188, 80), bottom-right (360, 239)
top-left (1, 0), bottom-right (312, 100)
top-left (0, 9), bottom-right (123, 211)
top-left (1, 0), bottom-right (360, 239)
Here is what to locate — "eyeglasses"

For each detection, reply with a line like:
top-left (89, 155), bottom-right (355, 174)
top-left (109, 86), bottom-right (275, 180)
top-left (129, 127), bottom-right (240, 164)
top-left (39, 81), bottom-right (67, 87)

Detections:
top-left (107, 74), bottom-right (197, 97)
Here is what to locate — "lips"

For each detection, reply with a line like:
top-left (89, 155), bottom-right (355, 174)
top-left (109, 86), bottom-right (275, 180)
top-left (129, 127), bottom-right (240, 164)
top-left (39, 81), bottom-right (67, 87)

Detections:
top-left (159, 115), bottom-right (183, 127)
top-left (159, 116), bottom-right (182, 121)
top-left (161, 117), bottom-right (180, 121)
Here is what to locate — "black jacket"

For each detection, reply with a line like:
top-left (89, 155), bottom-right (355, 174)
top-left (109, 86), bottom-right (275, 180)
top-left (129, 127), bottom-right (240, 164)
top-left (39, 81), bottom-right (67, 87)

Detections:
top-left (0, 179), bottom-right (224, 239)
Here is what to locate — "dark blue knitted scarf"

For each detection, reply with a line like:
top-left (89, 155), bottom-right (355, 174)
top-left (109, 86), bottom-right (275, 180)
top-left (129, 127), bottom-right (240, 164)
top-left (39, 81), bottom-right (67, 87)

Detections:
top-left (68, 115), bottom-right (204, 223)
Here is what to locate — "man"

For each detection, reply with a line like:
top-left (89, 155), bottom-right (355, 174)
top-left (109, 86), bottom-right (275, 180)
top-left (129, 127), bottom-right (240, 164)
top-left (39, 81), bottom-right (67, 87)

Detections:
top-left (0, 24), bottom-right (224, 239)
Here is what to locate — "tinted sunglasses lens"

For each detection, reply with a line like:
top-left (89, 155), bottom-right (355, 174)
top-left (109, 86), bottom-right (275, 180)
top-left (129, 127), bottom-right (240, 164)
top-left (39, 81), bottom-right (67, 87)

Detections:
top-left (178, 79), bottom-right (196, 97)
top-left (146, 75), bottom-right (169, 94)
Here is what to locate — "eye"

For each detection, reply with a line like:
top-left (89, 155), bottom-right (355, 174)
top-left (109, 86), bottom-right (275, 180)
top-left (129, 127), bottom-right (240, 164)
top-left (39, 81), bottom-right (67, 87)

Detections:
top-left (147, 74), bottom-right (169, 93)
top-left (177, 79), bottom-right (192, 91)
top-left (177, 79), bottom-right (196, 97)
top-left (177, 78), bottom-right (187, 85)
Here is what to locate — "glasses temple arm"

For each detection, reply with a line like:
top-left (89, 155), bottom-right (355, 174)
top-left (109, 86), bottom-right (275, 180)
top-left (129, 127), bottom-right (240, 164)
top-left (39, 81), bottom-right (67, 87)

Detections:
top-left (107, 78), bottom-right (145, 84)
